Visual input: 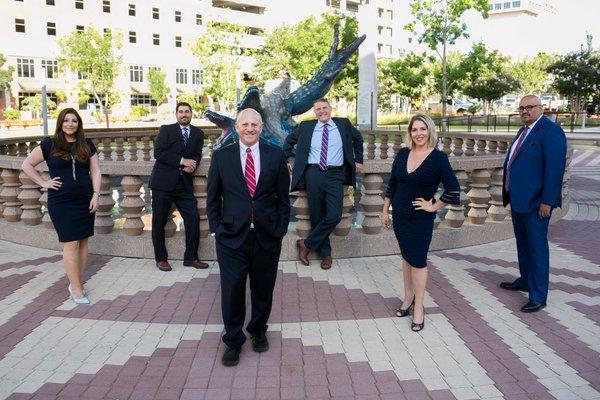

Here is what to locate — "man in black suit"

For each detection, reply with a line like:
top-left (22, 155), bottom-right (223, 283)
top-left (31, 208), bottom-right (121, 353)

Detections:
top-left (283, 98), bottom-right (363, 269)
top-left (149, 102), bottom-right (208, 271)
top-left (207, 108), bottom-right (290, 366)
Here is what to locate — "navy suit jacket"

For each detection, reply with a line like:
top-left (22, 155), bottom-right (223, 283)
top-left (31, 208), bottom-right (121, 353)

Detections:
top-left (206, 141), bottom-right (291, 250)
top-left (283, 117), bottom-right (364, 191)
top-left (149, 123), bottom-right (204, 193)
top-left (502, 115), bottom-right (567, 213)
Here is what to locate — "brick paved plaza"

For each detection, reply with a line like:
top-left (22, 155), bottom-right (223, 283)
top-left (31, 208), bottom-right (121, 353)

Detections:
top-left (0, 149), bottom-right (599, 400)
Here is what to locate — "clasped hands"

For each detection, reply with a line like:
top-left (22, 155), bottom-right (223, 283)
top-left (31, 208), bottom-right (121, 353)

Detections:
top-left (181, 158), bottom-right (197, 173)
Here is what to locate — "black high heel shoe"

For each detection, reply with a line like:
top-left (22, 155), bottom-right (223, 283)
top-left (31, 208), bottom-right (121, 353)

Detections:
top-left (395, 299), bottom-right (415, 318)
top-left (411, 307), bottom-right (425, 332)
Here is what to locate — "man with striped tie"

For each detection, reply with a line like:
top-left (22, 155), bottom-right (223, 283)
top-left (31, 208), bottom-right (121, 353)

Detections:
top-left (500, 95), bottom-right (567, 313)
top-left (149, 102), bottom-right (208, 271)
top-left (284, 98), bottom-right (364, 269)
top-left (207, 108), bottom-right (290, 366)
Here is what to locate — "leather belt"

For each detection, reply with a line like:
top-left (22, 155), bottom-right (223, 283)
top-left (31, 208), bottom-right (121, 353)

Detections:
top-left (308, 164), bottom-right (343, 171)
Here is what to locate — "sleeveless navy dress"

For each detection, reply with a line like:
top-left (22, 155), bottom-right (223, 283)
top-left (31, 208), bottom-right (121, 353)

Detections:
top-left (386, 148), bottom-right (460, 267)
top-left (40, 137), bottom-right (97, 243)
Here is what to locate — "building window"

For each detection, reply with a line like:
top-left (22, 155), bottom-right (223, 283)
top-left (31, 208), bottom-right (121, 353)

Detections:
top-left (152, 7), bottom-right (159, 19)
top-left (103, 0), bottom-right (110, 12)
top-left (75, 0), bottom-right (84, 9)
top-left (130, 65), bottom-right (143, 82)
top-left (192, 69), bottom-right (202, 85)
top-left (17, 58), bottom-right (35, 78)
top-left (41, 60), bottom-right (58, 79)
top-left (46, 0), bottom-right (55, 5)
top-left (175, 36), bottom-right (182, 48)
top-left (76, 25), bottom-right (85, 33)
top-left (149, 66), bottom-right (161, 72)
top-left (196, 14), bottom-right (202, 25)
top-left (176, 68), bottom-right (188, 84)
top-left (153, 34), bottom-right (160, 45)
top-left (15, 18), bottom-right (26, 33)
top-left (377, 26), bottom-right (383, 35)
top-left (512, 1), bottom-right (521, 6)
top-left (377, 7), bottom-right (383, 17)
top-left (104, 28), bottom-right (111, 36)
top-left (494, 3), bottom-right (502, 10)
top-left (175, 10), bottom-right (181, 22)
top-left (503, 2), bottom-right (510, 8)
top-left (130, 94), bottom-right (156, 107)
top-left (387, 9), bottom-right (393, 19)
top-left (128, 3), bottom-right (135, 16)
top-left (377, 43), bottom-right (383, 53)
top-left (47, 22), bottom-right (56, 36)
top-left (387, 27), bottom-right (393, 37)
top-left (386, 44), bottom-right (392, 55)
top-left (129, 31), bottom-right (136, 43)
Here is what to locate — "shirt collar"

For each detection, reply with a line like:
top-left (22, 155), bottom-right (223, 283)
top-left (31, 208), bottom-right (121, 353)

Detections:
top-left (525, 114), bottom-right (543, 132)
top-left (240, 141), bottom-right (259, 153)
top-left (316, 119), bottom-right (332, 128)
top-left (179, 124), bottom-right (190, 131)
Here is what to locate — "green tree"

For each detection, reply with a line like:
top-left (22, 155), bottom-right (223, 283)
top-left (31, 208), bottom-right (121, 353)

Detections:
top-left (405, 0), bottom-right (489, 120)
top-left (21, 94), bottom-right (57, 115)
top-left (459, 43), bottom-right (520, 113)
top-left (546, 50), bottom-right (600, 112)
top-left (431, 52), bottom-right (466, 101)
top-left (58, 26), bottom-right (122, 127)
top-left (254, 14), bottom-right (359, 105)
top-left (176, 93), bottom-right (206, 116)
top-left (379, 52), bottom-right (430, 114)
top-left (190, 22), bottom-right (249, 112)
top-left (509, 53), bottom-right (555, 96)
top-left (0, 54), bottom-right (13, 92)
top-left (148, 68), bottom-right (170, 106)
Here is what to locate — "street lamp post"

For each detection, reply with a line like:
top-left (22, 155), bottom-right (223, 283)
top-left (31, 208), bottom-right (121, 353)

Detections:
top-left (41, 66), bottom-right (49, 137)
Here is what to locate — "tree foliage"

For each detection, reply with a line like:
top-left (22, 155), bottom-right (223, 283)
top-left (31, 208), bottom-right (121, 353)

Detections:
top-left (0, 54), bottom-right (14, 92)
top-left (431, 52), bottom-right (466, 100)
top-left (509, 53), bottom-right (554, 96)
top-left (460, 43), bottom-right (520, 113)
top-left (254, 14), bottom-right (359, 102)
top-left (21, 94), bottom-right (57, 113)
top-left (190, 22), bottom-right (249, 112)
top-left (546, 50), bottom-right (600, 112)
top-left (148, 68), bottom-right (170, 106)
top-left (405, 0), bottom-right (489, 118)
top-left (57, 27), bottom-right (122, 126)
top-left (378, 52), bottom-right (430, 112)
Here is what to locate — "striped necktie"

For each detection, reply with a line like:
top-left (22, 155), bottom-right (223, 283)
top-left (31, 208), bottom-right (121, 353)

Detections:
top-left (319, 123), bottom-right (329, 171)
top-left (244, 147), bottom-right (256, 197)
top-left (182, 127), bottom-right (189, 145)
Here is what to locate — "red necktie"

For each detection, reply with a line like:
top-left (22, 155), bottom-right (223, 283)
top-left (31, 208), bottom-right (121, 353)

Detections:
top-left (506, 125), bottom-right (529, 187)
top-left (244, 147), bottom-right (256, 197)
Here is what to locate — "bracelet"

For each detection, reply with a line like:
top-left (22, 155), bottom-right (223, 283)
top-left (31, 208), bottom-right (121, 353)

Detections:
top-left (93, 191), bottom-right (99, 195)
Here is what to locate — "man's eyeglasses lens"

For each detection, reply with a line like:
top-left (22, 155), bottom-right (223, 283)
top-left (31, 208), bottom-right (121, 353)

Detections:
top-left (518, 105), bottom-right (539, 112)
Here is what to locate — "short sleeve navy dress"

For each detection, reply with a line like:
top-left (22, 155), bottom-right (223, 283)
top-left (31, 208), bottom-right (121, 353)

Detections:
top-left (40, 137), bottom-right (97, 243)
top-left (386, 148), bottom-right (460, 267)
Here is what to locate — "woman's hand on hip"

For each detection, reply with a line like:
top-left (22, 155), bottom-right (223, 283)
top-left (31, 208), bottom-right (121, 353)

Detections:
top-left (412, 197), bottom-right (436, 212)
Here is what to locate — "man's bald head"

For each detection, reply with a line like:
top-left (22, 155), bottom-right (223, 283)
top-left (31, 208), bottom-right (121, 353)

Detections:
top-left (518, 95), bottom-right (543, 125)
top-left (236, 108), bottom-right (263, 124)
top-left (236, 108), bottom-right (263, 147)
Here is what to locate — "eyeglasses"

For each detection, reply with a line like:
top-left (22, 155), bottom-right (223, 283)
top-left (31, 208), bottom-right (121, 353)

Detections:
top-left (518, 105), bottom-right (541, 112)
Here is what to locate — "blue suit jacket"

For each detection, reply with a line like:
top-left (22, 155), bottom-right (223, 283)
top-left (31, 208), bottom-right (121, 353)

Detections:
top-left (502, 115), bottom-right (567, 213)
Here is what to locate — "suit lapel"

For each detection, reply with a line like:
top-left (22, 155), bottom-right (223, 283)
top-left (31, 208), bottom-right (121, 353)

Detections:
top-left (303, 120), bottom-right (318, 153)
top-left (254, 142), bottom-right (270, 194)
top-left (512, 116), bottom-right (545, 163)
top-left (231, 142), bottom-right (254, 198)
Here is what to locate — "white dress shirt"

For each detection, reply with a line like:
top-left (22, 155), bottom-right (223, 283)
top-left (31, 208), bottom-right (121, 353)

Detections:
top-left (308, 119), bottom-right (343, 167)
top-left (508, 114), bottom-right (543, 160)
top-left (239, 141), bottom-right (261, 181)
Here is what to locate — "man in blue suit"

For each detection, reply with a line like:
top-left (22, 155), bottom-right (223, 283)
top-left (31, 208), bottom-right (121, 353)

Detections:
top-left (500, 95), bottom-right (567, 312)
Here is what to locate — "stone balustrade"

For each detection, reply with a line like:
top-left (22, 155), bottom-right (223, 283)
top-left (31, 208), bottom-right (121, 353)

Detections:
top-left (0, 129), bottom-right (573, 261)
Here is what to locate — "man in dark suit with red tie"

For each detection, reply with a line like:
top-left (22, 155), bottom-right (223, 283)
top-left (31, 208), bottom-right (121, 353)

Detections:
top-left (207, 108), bottom-right (290, 366)
top-left (500, 95), bottom-right (567, 313)
top-left (283, 98), bottom-right (363, 269)
top-left (149, 102), bottom-right (208, 271)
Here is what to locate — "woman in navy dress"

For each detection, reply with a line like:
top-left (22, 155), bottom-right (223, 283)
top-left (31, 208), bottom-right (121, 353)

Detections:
top-left (22, 108), bottom-right (100, 305)
top-left (381, 114), bottom-right (460, 332)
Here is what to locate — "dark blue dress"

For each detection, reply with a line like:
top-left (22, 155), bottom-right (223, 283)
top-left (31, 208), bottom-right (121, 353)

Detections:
top-left (386, 148), bottom-right (460, 267)
top-left (40, 137), bottom-right (97, 243)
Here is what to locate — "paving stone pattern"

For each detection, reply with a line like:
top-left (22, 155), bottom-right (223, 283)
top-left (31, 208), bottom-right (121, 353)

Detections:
top-left (0, 149), bottom-right (599, 399)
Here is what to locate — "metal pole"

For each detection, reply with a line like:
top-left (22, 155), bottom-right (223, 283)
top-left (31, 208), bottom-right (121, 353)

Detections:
top-left (41, 66), bottom-right (49, 137)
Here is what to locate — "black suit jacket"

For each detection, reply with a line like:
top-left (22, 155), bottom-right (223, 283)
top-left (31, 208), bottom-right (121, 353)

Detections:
top-left (207, 141), bottom-right (291, 250)
top-left (283, 117), bottom-right (364, 191)
top-left (149, 123), bottom-right (204, 193)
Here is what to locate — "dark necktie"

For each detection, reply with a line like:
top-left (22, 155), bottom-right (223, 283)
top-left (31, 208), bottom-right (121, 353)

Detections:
top-left (244, 147), bottom-right (256, 197)
top-left (506, 125), bottom-right (529, 187)
top-left (182, 127), bottom-right (189, 145)
top-left (319, 123), bottom-right (329, 171)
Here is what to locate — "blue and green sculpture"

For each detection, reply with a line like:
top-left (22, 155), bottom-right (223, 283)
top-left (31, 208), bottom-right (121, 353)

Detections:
top-left (204, 24), bottom-right (366, 148)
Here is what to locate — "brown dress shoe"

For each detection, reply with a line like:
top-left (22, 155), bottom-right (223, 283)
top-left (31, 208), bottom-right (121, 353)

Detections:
top-left (183, 260), bottom-right (209, 269)
top-left (321, 256), bottom-right (333, 270)
top-left (296, 239), bottom-right (310, 266)
top-left (156, 260), bottom-right (172, 271)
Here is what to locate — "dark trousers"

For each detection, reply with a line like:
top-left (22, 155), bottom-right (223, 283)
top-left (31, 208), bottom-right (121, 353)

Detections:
top-left (304, 165), bottom-right (344, 257)
top-left (151, 180), bottom-right (199, 262)
top-left (217, 231), bottom-right (281, 347)
top-left (511, 209), bottom-right (551, 303)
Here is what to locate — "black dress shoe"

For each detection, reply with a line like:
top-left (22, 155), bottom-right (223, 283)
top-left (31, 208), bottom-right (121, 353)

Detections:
top-left (395, 299), bottom-right (414, 318)
top-left (521, 301), bottom-right (546, 313)
top-left (222, 346), bottom-right (241, 366)
top-left (499, 281), bottom-right (528, 292)
top-left (251, 332), bottom-right (269, 353)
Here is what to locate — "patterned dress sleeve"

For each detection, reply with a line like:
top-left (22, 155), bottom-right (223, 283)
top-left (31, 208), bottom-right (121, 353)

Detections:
top-left (385, 149), bottom-right (401, 199)
top-left (85, 138), bottom-right (97, 156)
top-left (438, 151), bottom-right (461, 205)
